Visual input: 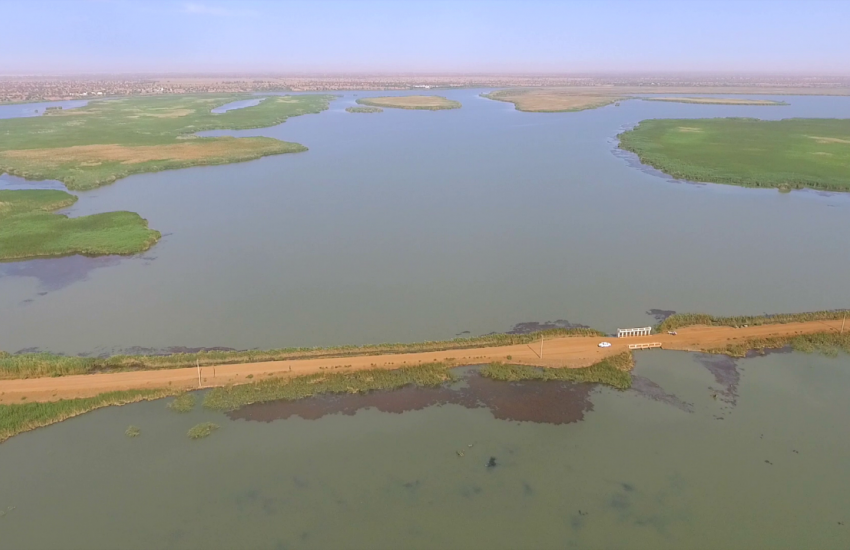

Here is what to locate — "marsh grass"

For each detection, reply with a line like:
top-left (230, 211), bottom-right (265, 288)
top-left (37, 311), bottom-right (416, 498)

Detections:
top-left (187, 422), bottom-right (219, 440)
top-left (0, 327), bottom-right (601, 380)
top-left (167, 393), bottom-right (196, 413)
top-left (708, 331), bottom-right (850, 358)
top-left (346, 106), bottom-right (383, 113)
top-left (0, 389), bottom-right (178, 443)
top-left (204, 363), bottom-right (454, 412)
top-left (481, 351), bottom-right (634, 390)
top-left (619, 118), bottom-right (850, 192)
top-left (125, 425), bottom-right (141, 437)
top-left (658, 310), bottom-right (848, 332)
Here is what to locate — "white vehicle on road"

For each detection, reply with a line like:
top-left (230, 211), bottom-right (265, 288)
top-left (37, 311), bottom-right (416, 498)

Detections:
top-left (598, 341), bottom-right (612, 348)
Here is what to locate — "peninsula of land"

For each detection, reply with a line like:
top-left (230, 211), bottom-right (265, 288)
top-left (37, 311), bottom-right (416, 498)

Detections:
top-left (619, 118), bottom-right (850, 192)
top-left (483, 89), bottom-right (624, 112)
top-left (355, 95), bottom-right (461, 110)
top-left (643, 97), bottom-right (788, 106)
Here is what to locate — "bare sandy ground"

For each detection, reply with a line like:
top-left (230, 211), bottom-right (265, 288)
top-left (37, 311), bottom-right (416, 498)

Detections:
top-left (0, 319), bottom-right (844, 404)
top-left (357, 96), bottom-right (459, 109)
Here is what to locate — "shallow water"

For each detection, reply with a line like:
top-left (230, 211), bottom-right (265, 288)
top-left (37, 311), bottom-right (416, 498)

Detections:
top-left (1, 90), bottom-right (849, 355)
top-left (1, 351), bottom-right (849, 549)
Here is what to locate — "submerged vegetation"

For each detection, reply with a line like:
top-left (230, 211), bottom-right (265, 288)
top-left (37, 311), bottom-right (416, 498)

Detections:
top-left (204, 363), bottom-right (454, 412)
top-left (619, 118), bottom-right (850, 191)
top-left (187, 422), bottom-right (219, 440)
top-left (658, 310), bottom-right (848, 332)
top-left (0, 189), bottom-right (160, 261)
top-left (355, 96), bottom-right (461, 110)
top-left (481, 351), bottom-right (635, 390)
top-left (0, 93), bottom-right (333, 191)
top-left (125, 425), bottom-right (141, 438)
top-left (0, 328), bottom-right (602, 380)
top-left (0, 389), bottom-right (178, 443)
top-left (167, 393), bottom-right (196, 413)
top-left (346, 106), bottom-right (383, 113)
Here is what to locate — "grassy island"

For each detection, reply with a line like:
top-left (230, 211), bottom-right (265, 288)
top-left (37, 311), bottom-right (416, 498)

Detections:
top-left (619, 118), bottom-right (850, 192)
top-left (0, 189), bottom-right (160, 261)
top-left (483, 89), bottom-right (623, 112)
top-left (0, 93), bottom-right (333, 191)
top-left (355, 96), bottom-right (461, 111)
top-left (346, 106), bottom-right (383, 113)
top-left (642, 97), bottom-right (787, 106)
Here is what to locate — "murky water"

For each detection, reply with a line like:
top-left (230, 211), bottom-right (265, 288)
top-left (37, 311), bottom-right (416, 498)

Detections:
top-left (2, 90), bottom-right (850, 355)
top-left (2, 351), bottom-right (850, 549)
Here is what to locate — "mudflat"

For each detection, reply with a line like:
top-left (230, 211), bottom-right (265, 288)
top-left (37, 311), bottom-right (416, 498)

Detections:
top-left (1, 319), bottom-right (844, 403)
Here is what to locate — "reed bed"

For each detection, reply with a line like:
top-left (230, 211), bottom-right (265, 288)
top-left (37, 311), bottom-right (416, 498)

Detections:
top-left (187, 422), bottom-right (219, 440)
top-left (204, 363), bottom-right (455, 412)
top-left (0, 328), bottom-right (601, 380)
top-left (708, 331), bottom-right (850, 358)
top-left (658, 310), bottom-right (848, 332)
top-left (125, 425), bottom-right (141, 438)
top-left (480, 351), bottom-right (634, 390)
top-left (0, 389), bottom-right (178, 443)
top-left (167, 393), bottom-right (196, 413)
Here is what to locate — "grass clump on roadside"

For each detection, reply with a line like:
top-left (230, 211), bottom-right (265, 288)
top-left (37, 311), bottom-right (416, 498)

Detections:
top-left (658, 310), bottom-right (848, 332)
top-left (0, 189), bottom-right (160, 261)
top-left (481, 351), bottom-right (634, 390)
top-left (204, 363), bottom-right (454, 412)
top-left (0, 389), bottom-right (178, 444)
top-left (167, 393), bottom-right (196, 413)
top-left (346, 106), bottom-right (383, 113)
top-left (618, 118), bottom-right (850, 192)
top-left (125, 425), bottom-right (141, 438)
top-left (0, 327), bottom-right (601, 380)
top-left (355, 96), bottom-right (461, 111)
top-left (187, 422), bottom-right (219, 440)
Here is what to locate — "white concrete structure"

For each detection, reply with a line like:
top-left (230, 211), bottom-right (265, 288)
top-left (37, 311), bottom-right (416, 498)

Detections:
top-left (617, 326), bottom-right (652, 338)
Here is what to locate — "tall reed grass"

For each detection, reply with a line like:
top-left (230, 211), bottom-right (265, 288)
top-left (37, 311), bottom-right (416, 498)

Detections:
top-left (481, 351), bottom-right (634, 390)
top-left (658, 310), bottom-right (848, 332)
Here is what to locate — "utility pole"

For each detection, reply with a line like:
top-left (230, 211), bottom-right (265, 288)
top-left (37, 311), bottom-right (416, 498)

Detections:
top-left (842, 313), bottom-right (846, 335)
top-left (540, 335), bottom-right (544, 359)
top-left (197, 359), bottom-right (202, 388)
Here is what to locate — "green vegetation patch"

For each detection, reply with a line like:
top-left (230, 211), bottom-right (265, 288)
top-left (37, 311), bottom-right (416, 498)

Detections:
top-left (0, 189), bottom-right (160, 261)
top-left (658, 310), bottom-right (848, 332)
top-left (125, 425), bottom-right (141, 438)
top-left (346, 106), bottom-right (383, 113)
top-left (0, 327), bottom-right (602, 380)
top-left (0, 93), bottom-right (333, 190)
top-left (481, 351), bottom-right (634, 390)
top-left (0, 389), bottom-right (178, 443)
top-left (187, 422), bottom-right (219, 440)
top-left (167, 393), bottom-right (196, 413)
top-left (204, 363), bottom-right (454, 412)
top-left (355, 96), bottom-right (461, 111)
top-left (619, 118), bottom-right (850, 192)
top-left (708, 331), bottom-right (850, 358)
top-left (642, 97), bottom-right (787, 106)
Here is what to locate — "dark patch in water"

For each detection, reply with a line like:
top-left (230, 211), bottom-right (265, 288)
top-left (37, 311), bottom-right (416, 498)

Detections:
top-left (522, 482), bottom-right (534, 496)
top-left (630, 375), bottom-right (694, 413)
top-left (745, 345), bottom-right (793, 358)
top-left (487, 457), bottom-right (498, 469)
top-left (228, 369), bottom-right (595, 425)
top-left (455, 330), bottom-right (471, 337)
top-left (505, 319), bottom-right (590, 334)
top-left (694, 354), bottom-right (739, 406)
top-left (646, 309), bottom-right (676, 322)
top-left (621, 483), bottom-right (635, 493)
top-left (0, 255), bottom-right (122, 292)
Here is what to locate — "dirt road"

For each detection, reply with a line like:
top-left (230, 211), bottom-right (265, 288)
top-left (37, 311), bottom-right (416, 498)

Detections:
top-left (0, 319), bottom-right (844, 403)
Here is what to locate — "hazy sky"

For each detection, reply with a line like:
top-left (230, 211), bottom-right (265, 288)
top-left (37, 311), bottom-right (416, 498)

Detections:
top-left (3, 0), bottom-right (849, 74)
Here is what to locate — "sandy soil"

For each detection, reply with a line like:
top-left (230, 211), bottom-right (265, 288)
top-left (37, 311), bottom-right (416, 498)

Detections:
top-left (0, 138), bottom-right (284, 166)
top-left (0, 319), bottom-right (844, 404)
top-left (488, 91), bottom-right (622, 112)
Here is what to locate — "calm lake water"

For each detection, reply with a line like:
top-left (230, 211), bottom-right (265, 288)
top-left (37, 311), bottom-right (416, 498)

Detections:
top-left (2, 90), bottom-right (850, 355)
top-left (2, 351), bottom-right (850, 549)
top-left (2, 90), bottom-right (850, 548)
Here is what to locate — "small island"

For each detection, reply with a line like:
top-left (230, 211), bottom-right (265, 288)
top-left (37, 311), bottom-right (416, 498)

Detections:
top-left (483, 89), bottom-right (622, 112)
top-left (618, 118), bottom-right (850, 192)
top-left (0, 189), bottom-right (161, 261)
top-left (355, 95), bottom-right (461, 111)
top-left (643, 97), bottom-right (788, 106)
top-left (346, 105), bottom-right (383, 113)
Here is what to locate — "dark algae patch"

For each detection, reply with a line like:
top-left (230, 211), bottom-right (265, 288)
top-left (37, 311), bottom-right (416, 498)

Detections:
top-left (618, 118), bottom-right (850, 192)
top-left (226, 367), bottom-right (596, 425)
